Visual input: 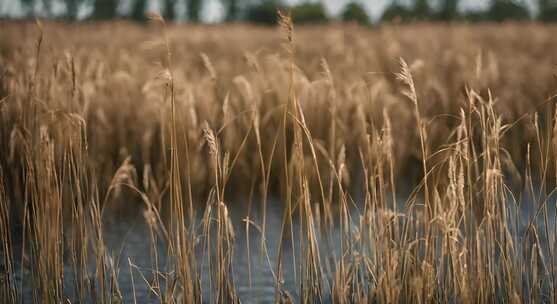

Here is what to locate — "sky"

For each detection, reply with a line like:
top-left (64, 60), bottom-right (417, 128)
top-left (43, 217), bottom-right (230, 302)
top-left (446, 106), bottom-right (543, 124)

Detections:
top-left (0, 0), bottom-right (538, 21)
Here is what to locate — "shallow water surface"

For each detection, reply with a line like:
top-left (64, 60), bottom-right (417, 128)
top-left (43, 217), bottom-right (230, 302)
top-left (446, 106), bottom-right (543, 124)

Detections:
top-left (10, 192), bottom-right (557, 303)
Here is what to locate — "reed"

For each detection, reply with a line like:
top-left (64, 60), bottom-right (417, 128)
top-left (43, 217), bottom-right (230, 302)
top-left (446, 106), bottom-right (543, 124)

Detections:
top-left (0, 19), bottom-right (556, 303)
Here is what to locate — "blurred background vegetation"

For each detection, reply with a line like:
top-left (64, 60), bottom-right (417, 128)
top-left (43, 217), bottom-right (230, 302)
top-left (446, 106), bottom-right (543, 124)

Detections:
top-left (2, 0), bottom-right (557, 25)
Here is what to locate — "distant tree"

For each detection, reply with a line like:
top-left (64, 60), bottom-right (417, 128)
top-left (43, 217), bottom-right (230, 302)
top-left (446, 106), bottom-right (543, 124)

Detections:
top-left (131, 0), bottom-right (147, 21)
top-left (290, 2), bottom-right (328, 24)
top-left (539, 0), bottom-right (557, 21)
top-left (412, 0), bottom-right (431, 20)
top-left (92, 0), bottom-right (118, 19)
top-left (381, 1), bottom-right (412, 22)
top-left (245, 1), bottom-right (284, 25)
top-left (164, 0), bottom-right (177, 21)
top-left (222, 0), bottom-right (240, 21)
top-left (539, 0), bottom-right (550, 12)
top-left (187, 0), bottom-right (203, 22)
top-left (437, 0), bottom-right (459, 21)
top-left (64, 0), bottom-right (81, 20)
top-left (463, 10), bottom-right (487, 22)
top-left (341, 1), bottom-right (370, 25)
top-left (486, 0), bottom-right (530, 21)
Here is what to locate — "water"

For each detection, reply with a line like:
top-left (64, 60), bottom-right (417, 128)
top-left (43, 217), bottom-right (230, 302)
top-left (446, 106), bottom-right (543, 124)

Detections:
top-left (7, 191), bottom-right (557, 303)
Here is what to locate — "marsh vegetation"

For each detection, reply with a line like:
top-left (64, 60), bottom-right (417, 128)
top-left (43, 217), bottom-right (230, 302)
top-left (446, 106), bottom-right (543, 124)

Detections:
top-left (1, 16), bottom-right (557, 303)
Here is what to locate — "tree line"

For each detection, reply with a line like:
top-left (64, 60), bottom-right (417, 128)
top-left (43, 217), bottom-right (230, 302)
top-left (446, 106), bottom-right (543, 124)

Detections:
top-left (12, 0), bottom-right (557, 24)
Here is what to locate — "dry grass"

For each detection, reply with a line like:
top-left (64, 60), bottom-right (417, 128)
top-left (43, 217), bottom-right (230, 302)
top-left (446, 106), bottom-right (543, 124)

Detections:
top-left (1, 18), bottom-right (557, 303)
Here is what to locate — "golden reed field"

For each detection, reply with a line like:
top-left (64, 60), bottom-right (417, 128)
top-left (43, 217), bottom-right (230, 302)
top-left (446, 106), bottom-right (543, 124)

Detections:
top-left (1, 16), bottom-right (557, 303)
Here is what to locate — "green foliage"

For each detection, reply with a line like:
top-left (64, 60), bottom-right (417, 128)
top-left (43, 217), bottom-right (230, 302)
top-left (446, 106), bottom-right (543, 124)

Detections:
top-left (413, 0), bottom-right (431, 20)
top-left (379, 0), bottom-right (531, 23)
top-left (381, 3), bottom-right (413, 22)
top-left (245, 1), bottom-right (285, 25)
top-left (92, 0), bottom-right (117, 20)
top-left (341, 2), bottom-right (370, 25)
top-left (463, 10), bottom-right (488, 22)
top-left (10, 0), bottom-right (545, 24)
top-left (539, 3), bottom-right (557, 22)
top-left (290, 2), bottom-right (329, 24)
top-left (486, 1), bottom-right (530, 22)
top-left (131, 0), bottom-right (147, 22)
top-left (164, 0), bottom-right (177, 21)
top-left (245, 1), bottom-right (329, 25)
top-left (64, 0), bottom-right (80, 20)
top-left (436, 0), bottom-right (460, 21)
top-left (187, 0), bottom-right (203, 22)
top-left (222, 0), bottom-right (240, 21)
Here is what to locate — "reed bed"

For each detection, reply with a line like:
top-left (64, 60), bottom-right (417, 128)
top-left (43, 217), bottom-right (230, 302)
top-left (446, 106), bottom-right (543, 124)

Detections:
top-left (1, 17), bottom-right (557, 303)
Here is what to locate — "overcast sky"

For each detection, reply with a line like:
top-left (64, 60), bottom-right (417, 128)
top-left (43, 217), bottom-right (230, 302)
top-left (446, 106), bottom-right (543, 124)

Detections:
top-left (0, 0), bottom-right (538, 21)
